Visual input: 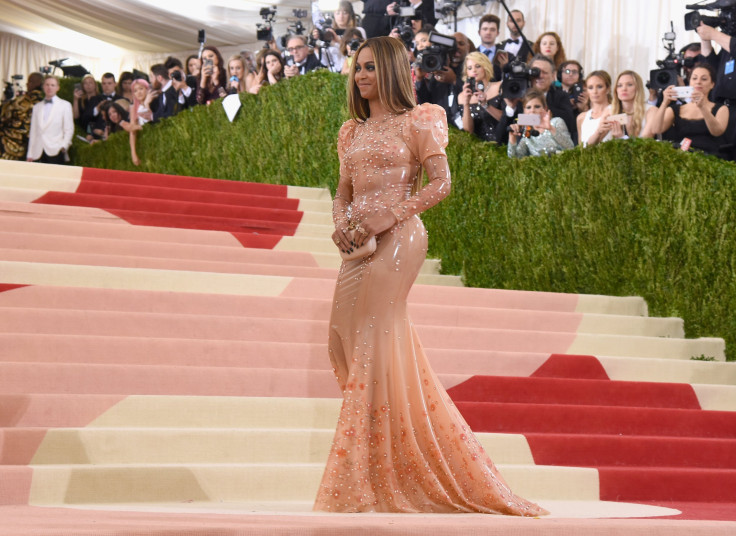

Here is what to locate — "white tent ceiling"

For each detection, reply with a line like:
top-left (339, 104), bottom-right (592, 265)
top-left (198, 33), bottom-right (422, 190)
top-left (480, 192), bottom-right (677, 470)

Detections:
top-left (0, 0), bottom-right (315, 55)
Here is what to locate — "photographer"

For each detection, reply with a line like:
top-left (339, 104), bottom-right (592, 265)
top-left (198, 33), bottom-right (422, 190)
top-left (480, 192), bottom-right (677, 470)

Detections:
top-left (649, 63), bottom-right (730, 158)
top-left (508, 90), bottom-right (574, 158)
top-left (415, 32), bottom-right (473, 127)
top-left (340, 29), bottom-right (366, 75)
top-left (387, 0), bottom-right (437, 31)
top-left (458, 52), bottom-right (502, 142)
top-left (498, 55), bottom-right (578, 145)
top-left (283, 35), bottom-right (323, 78)
top-left (558, 60), bottom-right (587, 114)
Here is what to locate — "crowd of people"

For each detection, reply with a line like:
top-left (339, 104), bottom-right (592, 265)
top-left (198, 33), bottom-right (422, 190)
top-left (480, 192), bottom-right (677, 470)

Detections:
top-left (1, 3), bottom-right (734, 164)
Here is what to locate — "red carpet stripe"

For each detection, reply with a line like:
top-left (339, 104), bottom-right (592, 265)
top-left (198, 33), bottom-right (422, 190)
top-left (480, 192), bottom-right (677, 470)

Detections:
top-left (0, 285), bottom-right (28, 294)
top-left (531, 354), bottom-right (610, 380)
top-left (447, 376), bottom-right (702, 409)
top-left (80, 167), bottom-right (290, 197)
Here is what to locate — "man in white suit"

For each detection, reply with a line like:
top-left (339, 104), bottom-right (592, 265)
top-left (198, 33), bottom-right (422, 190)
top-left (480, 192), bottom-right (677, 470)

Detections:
top-left (26, 75), bottom-right (73, 164)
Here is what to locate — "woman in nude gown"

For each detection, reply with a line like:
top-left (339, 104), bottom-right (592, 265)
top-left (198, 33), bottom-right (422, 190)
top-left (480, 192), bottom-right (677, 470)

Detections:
top-left (314, 36), bottom-right (548, 516)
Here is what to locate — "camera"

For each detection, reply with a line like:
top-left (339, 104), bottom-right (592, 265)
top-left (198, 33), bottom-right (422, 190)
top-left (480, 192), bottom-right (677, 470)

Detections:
top-left (171, 69), bottom-right (183, 82)
top-left (685, 0), bottom-right (736, 35)
top-left (256, 7), bottom-right (277, 42)
top-left (649, 22), bottom-right (684, 91)
top-left (283, 51), bottom-right (295, 67)
top-left (393, 20), bottom-right (414, 48)
top-left (414, 32), bottom-right (456, 73)
top-left (501, 60), bottom-right (540, 100)
top-left (348, 39), bottom-right (362, 52)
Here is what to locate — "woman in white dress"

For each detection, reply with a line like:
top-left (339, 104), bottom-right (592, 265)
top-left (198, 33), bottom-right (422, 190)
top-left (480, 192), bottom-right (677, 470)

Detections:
top-left (577, 70), bottom-right (613, 147)
top-left (610, 71), bottom-right (656, 139)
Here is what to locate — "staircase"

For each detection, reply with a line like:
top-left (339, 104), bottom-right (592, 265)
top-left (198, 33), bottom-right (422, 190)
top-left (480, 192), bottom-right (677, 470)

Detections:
top-left (1, 160), bottom-right (735, 535)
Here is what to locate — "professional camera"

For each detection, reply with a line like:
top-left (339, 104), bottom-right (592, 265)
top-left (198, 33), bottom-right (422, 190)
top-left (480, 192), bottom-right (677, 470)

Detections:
top-left (501, 60), bottom-right (540, 100)
top-left (685, 0), bottom-right (736, 35)
top-left (256, 7), bottom-right (277, 42)
top-left (414, 32), bottom-right (457, 73)
top-left (649, 23), bottom-right (686, 91)
top-left (348, 38), bottom-right (362, 53)
top-left (393, 20), bottom-right (414, 48)
top-left (282, 10), bottom-right (309, 48)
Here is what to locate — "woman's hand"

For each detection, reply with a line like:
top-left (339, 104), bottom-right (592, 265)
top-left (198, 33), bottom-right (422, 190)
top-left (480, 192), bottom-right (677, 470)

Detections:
top-left (508, 123), bottom-right (521, 144)
top-left (332, 227), bottom-right (352, 254)
top-left (459, 82), bottom-right (473, 105)
top-left (609, 119), bottom-right (625, 138)
top-left (692, 88), bottom-right (707, 110)
top-left (538, 110), bottom-right (552, 131)
top-left (73, 88), bottom-right (83, 100)
top-left (661, 85), bottom-right (677, 106)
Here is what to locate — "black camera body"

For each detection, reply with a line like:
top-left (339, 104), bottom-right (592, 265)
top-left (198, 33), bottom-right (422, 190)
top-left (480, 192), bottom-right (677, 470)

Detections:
top-left (256, 7), bottom-right (277, 42)
top-left (415, 32), bottom-right (456, 73)
top-left (501, 61), bottom-right (540, 100)
top-left (348, 39), bottom-right (362, 53)
top-left (685, 0), bottom-right (736, 35)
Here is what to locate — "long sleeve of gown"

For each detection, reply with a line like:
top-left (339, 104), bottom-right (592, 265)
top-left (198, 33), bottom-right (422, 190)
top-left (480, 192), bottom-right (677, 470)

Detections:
top-left (332, 120), bottom-right (356, 229)
top-left (391, 104), bottom-right (451, 223)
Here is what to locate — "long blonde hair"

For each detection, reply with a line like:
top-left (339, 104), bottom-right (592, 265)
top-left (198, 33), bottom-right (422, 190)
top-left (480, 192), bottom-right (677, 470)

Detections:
top-left (347, 36), bottom-right (415, 122)
top-left (612, 70), bottom-right (646, 137)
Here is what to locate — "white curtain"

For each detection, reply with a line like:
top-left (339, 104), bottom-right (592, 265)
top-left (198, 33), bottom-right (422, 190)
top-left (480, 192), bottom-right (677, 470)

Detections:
top-left (436, 0), bottom-right (702, 84)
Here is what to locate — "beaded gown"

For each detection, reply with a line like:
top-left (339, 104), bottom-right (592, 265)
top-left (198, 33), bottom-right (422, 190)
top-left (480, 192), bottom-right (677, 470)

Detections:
top-left (313, 103), bottom-right (547, 516)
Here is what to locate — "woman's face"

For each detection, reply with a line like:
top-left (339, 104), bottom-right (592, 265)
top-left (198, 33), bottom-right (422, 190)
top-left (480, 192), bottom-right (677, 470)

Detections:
top-left (414, 32), bottom-right (430, 51)
top-left (616, 74), bottom-right (637, 102)
top-left (465, 58), bottom-right (487, 83)
top-left (265, 55), bottom-right (282, 74)
top-left (108, 107), bottom-right (120, 123)
top-left (540, 35), bottom-right (558, 58)
top-left (229, 60), bottom-right (244, 80)
top-left (122, 79), bottom-right (132, 93)
top-left (202, 49), bottom-right (218, 66)
top-left (132, 83), bottom-right (148, 102)
top-left (354, 47), bottom-right (378, 101)
top-left (82, 77), bottom-right (96, 94)
top-left (334, 8), bottom-right (350, 28)
top-left (690, 67), bottom-right (714, 95)
top-left (188, 57), bottom-right (201, 76)
top-left (523, 98), bottom-right (546, 117)
top-left (586, 75), bottom-right (609, 104)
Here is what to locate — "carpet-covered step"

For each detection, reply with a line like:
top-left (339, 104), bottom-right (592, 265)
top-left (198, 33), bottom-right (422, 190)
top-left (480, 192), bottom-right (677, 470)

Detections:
top-left (0, 307), bottom-right (722, 360)
top-left (2, 428), bottom-right (535, 466)
top-left (448, 376), bottom-right (704, 409)
top-left (0, 286), bottom-right (683, 338)
top-left (0, 213), bottom-right (442, 271)
top-left (0, 258), bottom-right (647, 316)
top-left (18, 463), bottom-right (594, 506)
top-left (457, 401), bottom-right (736, 437)
top-left (524, 433), bottom-right (736, 469)
top-left (2, 333), bottom-right (733, 387)
top-left (0, 161), bottom-right (332, 203)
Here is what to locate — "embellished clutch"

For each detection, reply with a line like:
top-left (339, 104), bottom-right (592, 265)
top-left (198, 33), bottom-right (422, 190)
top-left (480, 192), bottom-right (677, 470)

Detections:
top-left (339, 230), bottom-right (376, 261)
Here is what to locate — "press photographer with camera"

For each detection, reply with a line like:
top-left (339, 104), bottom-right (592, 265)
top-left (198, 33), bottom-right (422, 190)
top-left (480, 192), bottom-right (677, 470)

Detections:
top-left (649, 63), bottom-right (730, 158)
top-left (340, 30), bottom-right (366, 75)
top-left (458, 52), bottom-right (502, 142)
top-left (507, 90), bottom-right (574, 158)
top-left (497, 55), bottom-right (578, 145)
top-left (558, 60), bottom-right (587, 114)
top-left (415, 32), bottom-right (473, 127)
top-left (284, 35), bottom-right (323, 78)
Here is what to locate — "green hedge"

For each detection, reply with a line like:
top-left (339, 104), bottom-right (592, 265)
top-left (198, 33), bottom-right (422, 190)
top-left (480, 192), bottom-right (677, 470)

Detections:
top-left (71, 71), bottom-right (736, 361)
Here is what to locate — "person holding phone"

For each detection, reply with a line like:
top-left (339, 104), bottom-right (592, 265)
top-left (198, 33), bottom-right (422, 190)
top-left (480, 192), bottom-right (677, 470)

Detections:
top-left (507, 89), bottom-right (574, 158)
top-left (648, 63), bottom-right (730, 158)
top-left (197, 46), bottom-right (227, 104)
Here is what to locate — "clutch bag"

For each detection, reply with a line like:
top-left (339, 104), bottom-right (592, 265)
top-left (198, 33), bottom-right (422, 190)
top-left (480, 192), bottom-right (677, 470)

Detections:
top-left (339, 230), bottom-right (377, 261)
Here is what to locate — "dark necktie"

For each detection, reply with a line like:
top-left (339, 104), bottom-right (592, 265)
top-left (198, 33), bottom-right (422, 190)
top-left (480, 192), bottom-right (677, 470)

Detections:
top-left (44, 99), bottom-right (53, 103)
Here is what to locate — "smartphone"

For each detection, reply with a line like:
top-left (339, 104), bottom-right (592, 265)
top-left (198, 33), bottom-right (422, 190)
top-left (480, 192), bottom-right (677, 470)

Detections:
top-left (204, 58), bottom-right (214, 68)
top-left (74, 83), bottom-right (81, 91)
top-left (673, 86), bottom-right (693, 99)
top-left (198, 29), bottom-right (206, 44)
top-left (517, 113), bottom-right (541, 127)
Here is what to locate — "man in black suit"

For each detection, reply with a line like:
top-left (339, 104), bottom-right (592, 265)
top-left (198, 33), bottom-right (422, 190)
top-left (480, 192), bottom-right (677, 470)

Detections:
top-left (477, 14), bottom-right (511, 82)
top-left (164, 57), bottom-right (197, 108)
top-left (497, 54), bottom-right (578, 145)
top-left (283, 35), bottom-right (323, 78)
top-left (498, 10), bottom-right (533, 63)
top-left (151, 63), bottom-right (193, 121)
top-left (387, 0), bottom-right (437, 32)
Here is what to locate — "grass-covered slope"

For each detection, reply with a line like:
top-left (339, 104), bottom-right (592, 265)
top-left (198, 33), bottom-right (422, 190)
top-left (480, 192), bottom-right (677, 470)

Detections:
top-left (71, 71), bottom-right (736, 360)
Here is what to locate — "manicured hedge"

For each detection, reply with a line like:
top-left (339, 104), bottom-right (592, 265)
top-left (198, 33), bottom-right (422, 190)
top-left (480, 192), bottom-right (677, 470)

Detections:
top-left (71, 71), bottom-right (736, 360)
